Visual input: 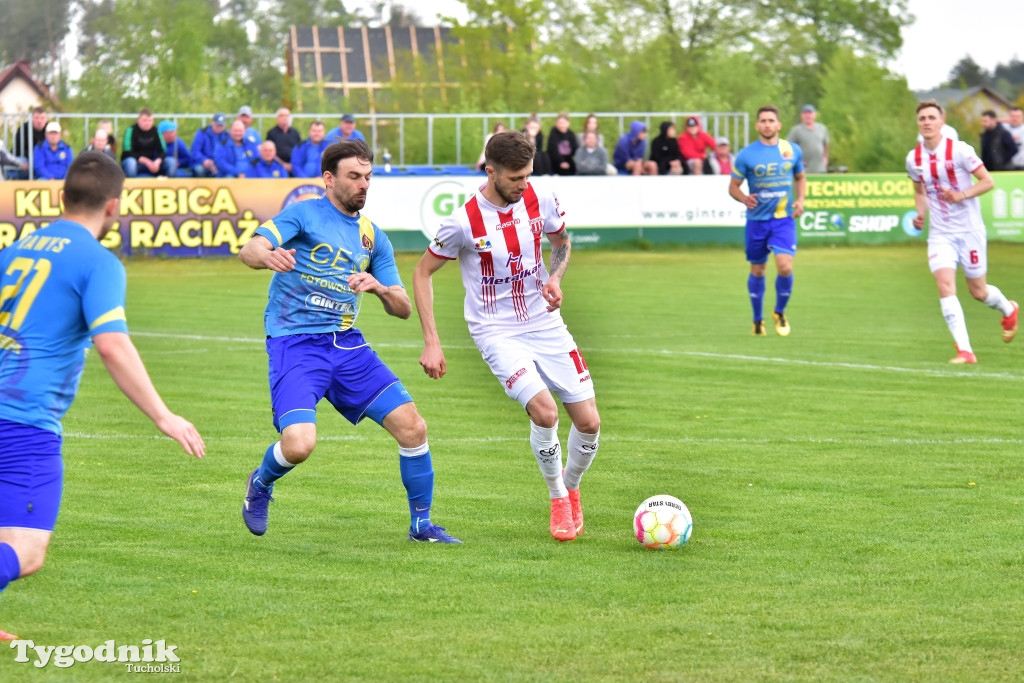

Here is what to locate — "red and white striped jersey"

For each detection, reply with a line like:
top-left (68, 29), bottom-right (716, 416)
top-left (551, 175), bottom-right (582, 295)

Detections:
top-left (905, 137), bottom-right (985, 234)
top-left (428, 182), bottom-right (567, 342)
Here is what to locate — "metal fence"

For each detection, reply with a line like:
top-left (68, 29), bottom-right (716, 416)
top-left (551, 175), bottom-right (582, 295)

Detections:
top-left (1, 110), bottom-right (748, 179)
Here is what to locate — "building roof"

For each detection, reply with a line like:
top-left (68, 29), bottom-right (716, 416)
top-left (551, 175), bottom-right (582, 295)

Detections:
top-left (915, 86), bottom-right (1013, 110)
top-left (0, 60), bottom-right (54, 105)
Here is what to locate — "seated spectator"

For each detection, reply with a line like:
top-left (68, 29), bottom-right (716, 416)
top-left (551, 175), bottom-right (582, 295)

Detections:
top-left (0, 140), bottom-right (29, 179)
top-left (708, 137), bottom-right (735, 175)
top-left (14, 106), bottom-right (47, 159)
top-left (577, 113), bottom-right (605, 149)
top-left (121, 108), bottom-right (164, 177)
top-left (327, 113), bottom-right (366, 144)
top-left (83, 126), bottom-right (116, 160)
top-left (215, 120), bottom-right (259, 178)
top-left (158, 120), bottom-right (192, 177)
top-left (33, 121), bottom-right (74, 180)
top-left (477, 122), bottom-right (507, 171)
top-left (613, 121), bottom-right (657, 175)
top-left (290, 120), bottom-right (330, 178)
top-left (237, 105), bottom-right (261, 146)
top-left (547, 113), bottom-right (578, 175)
top-left (574, 130), bottom-right (612, 176)
top-left (678, 116), bottom-right (716, 175)
top-left (522, 115), bottom-right (552, 175)
top-left (97, 119), bottom-right (116, 157)
top-left (650, 121), bottom-right (684, 175)
top-left (266, 107), bottom-right (302, 174)
top-left (251, 140), bottom-right (289, 178)
top-left (191, 112), bottom-right (228, 177)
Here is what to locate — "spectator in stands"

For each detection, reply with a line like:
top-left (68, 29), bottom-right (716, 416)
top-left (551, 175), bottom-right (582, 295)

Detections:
top-left (327, 113), bottom-right (366, 144)
top-left (121, 108), bottom-right (164, 177)
top-left (787, 104), bottom-right (829, 173)
top-left (613, 121), bottom-right (657, 175)
top-left (191, 112), bottom-right (228, 178)
top-left (14, 106), bottom-right (47, 158)
top-left (158, 120), bottom-right (192, 177)
top-left (267, 108), bottom-right (302, 174)
top-left (1003, 107), bottom-right (1024, 170)
top-left (547, 113), bottom-right (579, 175)
top-left (577, 113), bottom-right (606, 149)
top-left (251, 140), bottom-right (289, 178)
top-left (708, 136), bottom-right (735, 175)
top-left (678, 116), bottom-right (716, 175)
top-left (0, 140), bottom-right (28, 179)
top-left (574, 130), bottom-right (612, 176)
top-left (97, 119), bottom-right (116, 157)
top-left (83, 126), bottom-right (116, 161)
top-left (522, 115), bottom-right (552, 175)
top-left (477, 121), bottom-right (507, 171)
top-left (215, 120), bottom-right (259, 178)
top-left (649, 121), bottom-right (684, 175)
top-left (979, 109), bottom-right (1018, 172)
top-left (291, 120), bottom-right (330, 178)
top-left (33, 121), bottom-right (73, 180)
top-left (237, 105), bottom-right (261, 146)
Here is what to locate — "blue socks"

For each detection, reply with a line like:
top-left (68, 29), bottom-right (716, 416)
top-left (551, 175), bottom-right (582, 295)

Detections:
top-left (775, 274), bottom-right (793, 315)
top-left (748, 274), bottom-right (765, 321)
top-left (399, 443), bottom-right (434, 532)
top-left (254, 442), bottom-right (294, 491)
top-left (0, 542), bottom-right (20, 592)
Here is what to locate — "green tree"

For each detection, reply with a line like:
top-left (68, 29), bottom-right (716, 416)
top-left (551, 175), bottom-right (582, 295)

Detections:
top-left (943, 56), bottom-right (990, 89)
top-left (0, 0), bottom-right (73, 101)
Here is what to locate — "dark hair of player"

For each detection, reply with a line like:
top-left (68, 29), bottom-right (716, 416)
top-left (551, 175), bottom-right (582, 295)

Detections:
top-left (321, 140), bottom-right (373, 176)
top-left (484, 130), bottom-right (536, 171)
top-left (916, 99), bottom-right (944, 116)
top-left (756, 105), bottom-right (780, 120)
top-left (63, 151), bottom-right (126, 213)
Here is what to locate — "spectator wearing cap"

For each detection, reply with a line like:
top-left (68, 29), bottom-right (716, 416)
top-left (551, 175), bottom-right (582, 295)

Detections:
top-left (121, 108), bottom-right (164, 177)
top-left (327, 113), bottom-right (366, 144)
top-left (33, 121), bottom-right (74, 180)
top-left (215, 120), bottom-right (260, 178)
top-left (236, 105), bottom-right (262, 147)
top-left (613, 121), bottom-right (657, 175)
top-left (708, 137), bottom-right (735, 175)
top-left (251, 140), bottom-right (289, 179)
top-left (290, 120), bottom-right (331, 178)
top-left (266, 108), bottom-right (302, 174)
top-left (678, 116), bottom-right (716, 175)
top-left (158, 121), bottom-right (192, 177)
top-left (787, 105), bottom-right (829, 173)
top-left (191, 112), bottom-right (229, 177)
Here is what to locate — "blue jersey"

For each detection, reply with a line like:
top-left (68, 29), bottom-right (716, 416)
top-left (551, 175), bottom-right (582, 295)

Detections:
top-left (255, 196), bottom-right (402, 337)
top-left (732, 139), bottom-right (804, 221)
top-left (0, 221), bottom-right (129, 434)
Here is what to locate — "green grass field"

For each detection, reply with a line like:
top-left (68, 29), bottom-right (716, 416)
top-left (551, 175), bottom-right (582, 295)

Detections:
top-left (3, 243), bottom-right (1024, 681)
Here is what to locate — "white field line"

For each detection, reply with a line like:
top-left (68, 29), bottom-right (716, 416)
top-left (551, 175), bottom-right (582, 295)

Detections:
top-left (131, 331), bottom-right (1024, 381)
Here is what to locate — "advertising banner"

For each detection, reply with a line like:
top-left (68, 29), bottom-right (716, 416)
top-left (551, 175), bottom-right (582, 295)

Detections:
top-left (1, 172), bottom-right (1020, 256)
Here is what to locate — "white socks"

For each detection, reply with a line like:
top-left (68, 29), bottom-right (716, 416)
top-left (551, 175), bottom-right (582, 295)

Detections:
top-left (530, 421), bottom-right (567, 499)
top-left (564, 426), bottom-right (599, 491)
top-left (940, 296), bottom-right (971, 351)
top-left (983, 284), bottom-right (1014, 316)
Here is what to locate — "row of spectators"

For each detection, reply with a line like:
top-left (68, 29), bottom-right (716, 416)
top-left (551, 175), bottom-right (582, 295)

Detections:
top-left (2, 106), bottom-right (366, 181)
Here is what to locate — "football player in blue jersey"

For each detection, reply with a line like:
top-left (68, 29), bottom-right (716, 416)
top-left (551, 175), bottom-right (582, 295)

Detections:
top-left (729, 105), bottom-right (806, 337)
top-left (238, 140), bottom-right (460, 544)
top-left (0, 152), bottom-right (206, 641)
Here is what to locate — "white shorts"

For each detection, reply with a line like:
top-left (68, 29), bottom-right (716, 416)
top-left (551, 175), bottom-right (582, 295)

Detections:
top-left (927, 231), bottom-right (987, 278)
top-left (476, 325), bottom-right (596, 408)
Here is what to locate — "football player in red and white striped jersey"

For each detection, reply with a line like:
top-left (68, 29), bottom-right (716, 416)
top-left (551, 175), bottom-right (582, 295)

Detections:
top-left (907, 100), bottom-right (1018, 364)
top-left (414, 131), bottom-right (600, 542)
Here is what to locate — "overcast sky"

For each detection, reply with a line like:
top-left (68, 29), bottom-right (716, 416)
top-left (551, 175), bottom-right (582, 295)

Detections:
top-left (356, 0), bottom-right (1021, 94)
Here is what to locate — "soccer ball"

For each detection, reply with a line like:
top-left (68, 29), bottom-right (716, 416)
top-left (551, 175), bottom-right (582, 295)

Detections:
top-left (634, 495), bottom-right (692, 549)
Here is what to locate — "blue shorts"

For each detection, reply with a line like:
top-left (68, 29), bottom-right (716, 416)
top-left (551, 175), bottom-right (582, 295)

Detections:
top-left (745, 217), bottom-right (797, 264)
top-left (0, 419), bottom-right (64, 532)
top-left (267, 330), bottom-right (413, 431)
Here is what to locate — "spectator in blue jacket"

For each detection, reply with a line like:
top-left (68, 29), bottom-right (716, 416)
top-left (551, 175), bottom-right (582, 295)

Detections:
top-left (251, 141), bottom-right (289, 178)
top-left (191, 112), bottom-right (228, 177)
top-left (613, 121), bottom-right (657, 175)
top-left (215, 121), bottom-right (259, 178)
top-left (158, 121), bottom-right (192, 177)
top-left (290, 120), bottom-right (330, 178)
top-left (33, 122), bottom-right (74, 180)
top-left (326, 113), bottom-right (366, 144)
top-left (237, 105), bottom-right (261, 146)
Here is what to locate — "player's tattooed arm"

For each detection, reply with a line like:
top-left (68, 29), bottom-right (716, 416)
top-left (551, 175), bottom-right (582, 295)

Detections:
top-left (547, 229), bottom-right (571, 282)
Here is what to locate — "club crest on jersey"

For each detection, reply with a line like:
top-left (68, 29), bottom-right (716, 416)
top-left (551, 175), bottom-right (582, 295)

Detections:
top-left (529, 217), bottom-right (544, 234)
top-left (474, 237), bottom-right (492, 251)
